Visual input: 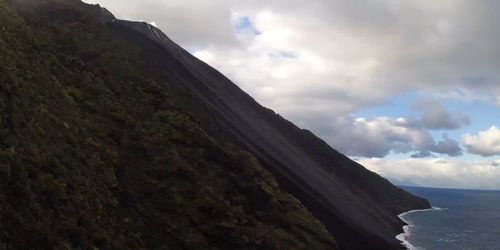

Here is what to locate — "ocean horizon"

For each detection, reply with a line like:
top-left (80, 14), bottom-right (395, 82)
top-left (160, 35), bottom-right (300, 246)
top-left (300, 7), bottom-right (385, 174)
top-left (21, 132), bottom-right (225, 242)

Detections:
top-left (398, 186), bottom-right (500, 250)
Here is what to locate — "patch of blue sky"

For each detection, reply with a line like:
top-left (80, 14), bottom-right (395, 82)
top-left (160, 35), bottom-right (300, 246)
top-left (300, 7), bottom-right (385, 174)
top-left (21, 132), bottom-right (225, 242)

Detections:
top-left (234, 16), bottom-right (261, 35)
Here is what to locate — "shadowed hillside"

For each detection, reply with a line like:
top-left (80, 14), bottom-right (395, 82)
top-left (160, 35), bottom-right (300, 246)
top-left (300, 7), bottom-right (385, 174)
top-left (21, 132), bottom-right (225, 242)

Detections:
top-left (109, 9), bottom-right (430, 250)
top-left (0, 0), bottom-right (337, 249)
top-left (0, 0), bottom-right (429, 249)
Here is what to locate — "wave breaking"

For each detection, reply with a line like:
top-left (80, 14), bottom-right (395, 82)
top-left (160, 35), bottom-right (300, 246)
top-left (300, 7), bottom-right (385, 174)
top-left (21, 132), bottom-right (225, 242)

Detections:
top-left (396, 206), bottom-right (446, 250)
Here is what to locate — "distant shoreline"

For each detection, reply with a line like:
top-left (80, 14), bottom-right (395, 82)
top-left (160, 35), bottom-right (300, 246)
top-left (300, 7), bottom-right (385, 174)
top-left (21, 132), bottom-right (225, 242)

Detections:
top-left (399, 185), bottom-right (500, 192)
top-left (396, 207), bottom-right (444, 250)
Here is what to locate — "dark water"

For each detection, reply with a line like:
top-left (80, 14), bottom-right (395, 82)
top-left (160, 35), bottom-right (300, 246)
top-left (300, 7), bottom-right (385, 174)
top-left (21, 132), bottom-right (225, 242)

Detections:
top-left (399, 186), bottom-right (500, 250)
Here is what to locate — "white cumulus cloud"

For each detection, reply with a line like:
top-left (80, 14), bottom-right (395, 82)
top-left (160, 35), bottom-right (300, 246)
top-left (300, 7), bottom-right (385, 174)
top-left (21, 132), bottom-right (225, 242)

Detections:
top-left (359, 158), bottom-right (500, 189)
top-left (463, 126), bottom-right (500, 157)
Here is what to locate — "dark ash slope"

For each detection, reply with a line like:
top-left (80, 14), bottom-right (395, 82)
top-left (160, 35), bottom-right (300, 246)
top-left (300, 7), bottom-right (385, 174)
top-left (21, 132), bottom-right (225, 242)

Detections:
top-left (109, 10), bottom-right (430, 250)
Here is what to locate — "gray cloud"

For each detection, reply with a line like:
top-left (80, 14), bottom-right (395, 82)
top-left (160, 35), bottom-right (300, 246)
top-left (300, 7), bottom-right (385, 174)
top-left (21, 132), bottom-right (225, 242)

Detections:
top-left (411, 100), bottom-right (470, 130)
top-left (301, 115), bottom-right (462, 158)
top-left (431, 133), bottom-right (463, 157)
top-left (84, 0), bottom-right (500, 110)
top-left (411, 151), bottom-right (433, 159)
top-left (84, 0), bottom-right (496, 160)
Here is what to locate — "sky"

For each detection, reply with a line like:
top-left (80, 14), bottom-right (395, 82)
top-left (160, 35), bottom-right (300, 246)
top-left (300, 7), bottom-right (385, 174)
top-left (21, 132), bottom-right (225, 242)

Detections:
top-left (83, 0), bottom-right (500, 190)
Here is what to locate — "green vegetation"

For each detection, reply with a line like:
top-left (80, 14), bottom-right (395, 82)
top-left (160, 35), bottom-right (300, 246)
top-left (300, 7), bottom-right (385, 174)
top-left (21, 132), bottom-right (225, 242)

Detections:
top-left (0, 0), bottom-right (336, 249)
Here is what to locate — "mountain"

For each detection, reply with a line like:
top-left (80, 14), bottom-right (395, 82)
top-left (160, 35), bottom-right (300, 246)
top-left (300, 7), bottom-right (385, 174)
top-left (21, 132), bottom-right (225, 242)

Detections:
top-left (0, 0), bottom-right (430, 249)
top-left (110, 12), bottom-right (431, 250)
top-left (389, 178), bottom-right (422, 188)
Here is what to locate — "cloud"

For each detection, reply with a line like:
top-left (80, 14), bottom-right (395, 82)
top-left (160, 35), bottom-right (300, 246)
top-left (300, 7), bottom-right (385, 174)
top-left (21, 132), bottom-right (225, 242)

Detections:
top-left (410, 151), bottom-right (433, 158)
top-left (309, 115), bottom-right (462, 158)
top-left (359, 158), bottom-right (500, 190)
top-left (431, 133), bottom-right (463, 157)
top-left (83, 0), bottom-right (494, 161)
top-left (331, 116), bottom-right (433, 158)
top-left (411, 99), bottom-right (470, 130)
top-left (84, 0), bottom-right (500, 117)
top-left (463, 126), bottom-right (500, 156)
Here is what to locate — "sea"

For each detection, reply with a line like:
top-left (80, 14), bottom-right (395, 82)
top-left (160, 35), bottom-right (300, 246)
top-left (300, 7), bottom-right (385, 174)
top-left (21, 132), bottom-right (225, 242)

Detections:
top-left (397, 186), bottom-right (500, 250)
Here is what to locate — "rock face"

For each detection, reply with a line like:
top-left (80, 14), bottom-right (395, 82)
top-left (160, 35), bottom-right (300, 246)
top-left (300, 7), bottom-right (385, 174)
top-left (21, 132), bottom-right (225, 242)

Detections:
top-left (110, 17), bottom-right (430, 250)
top-left (0, 0), bottom-right (429, 249)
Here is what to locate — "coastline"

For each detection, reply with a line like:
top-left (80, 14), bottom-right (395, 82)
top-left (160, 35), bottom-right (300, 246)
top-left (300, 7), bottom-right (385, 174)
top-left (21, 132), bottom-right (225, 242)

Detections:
top-left (396, 207), bottom-right (444, 250)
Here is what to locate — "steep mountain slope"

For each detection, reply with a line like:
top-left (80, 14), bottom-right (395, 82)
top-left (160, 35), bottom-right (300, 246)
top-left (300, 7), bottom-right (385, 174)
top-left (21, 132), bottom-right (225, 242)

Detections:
top-left (109, 13), bottom-right (431, 250)
top-left (0, 0), bottom-right (431, 249)
top-left (0, 0), bottom-right (337, 249)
